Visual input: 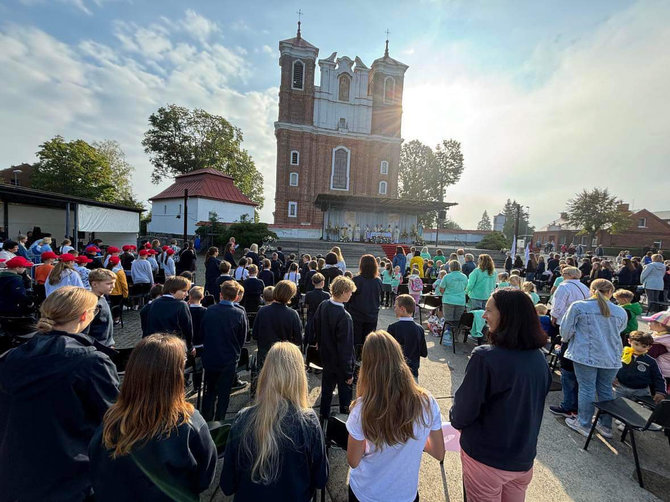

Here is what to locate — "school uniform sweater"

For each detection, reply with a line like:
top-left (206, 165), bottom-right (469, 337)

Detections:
top-left (258, 269), bottom-right (275, 287)
top-left (314, 300), bottom-right (355, 378)
top-left (320, 266), bottom-right (343, 292)
top-left (387, 318), bottom-right (428, 375)
top-left (346, 276), bottom-right (382, 323)
top-left (242, 276), bottom-right (265, 313)
top-left (143, 295), bottom-right (194, 350)
top-left (252, 303), bottom-right (302, 365)
top-left (131, 259), bottom-right (153, 284)
top-left (189, 304), bottom-right (208, 347)
top-left (617, 353), bottom-right (666, 394)
top-left (84, 295), bottom-right (115, 347)
top-left (201, 302), bottom-right (247, 370)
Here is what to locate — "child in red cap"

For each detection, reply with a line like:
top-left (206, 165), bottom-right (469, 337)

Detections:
top-left (0, 257), bottom-right (34, 315)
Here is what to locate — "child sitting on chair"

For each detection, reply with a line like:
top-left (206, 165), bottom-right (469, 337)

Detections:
top-left (614, 331), bottom-right (666, 404)
top-left (497, 272), bottom-right (510, 288)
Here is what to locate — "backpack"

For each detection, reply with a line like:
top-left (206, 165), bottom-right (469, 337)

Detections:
top-left (409, 275), bottom-right (423, 293)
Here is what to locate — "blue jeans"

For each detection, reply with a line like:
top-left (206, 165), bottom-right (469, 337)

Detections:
top-left (560, 368), bottom-right (578, 412)
top-left (573, 362), bottom-right (619, 429)
top-left (469, 299), bottom-right (486, 310)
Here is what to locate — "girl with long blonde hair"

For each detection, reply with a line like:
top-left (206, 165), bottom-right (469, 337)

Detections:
top-left (221, 342), bottom-right (327, 501)
top-left (0, 286), bottom-right (119, 502)
top-left (330, 245), bottom-right (347, 274)
top-left (90, 334), bottom-right (216, 501)
top-left (45, 254), bottom-right (84, 297)
top-left (560, 278), bottom-right (627, 438)
top-left (465, 254), bottom-right (497, 310)
top-left (346, 331), bottom-right (444, 502)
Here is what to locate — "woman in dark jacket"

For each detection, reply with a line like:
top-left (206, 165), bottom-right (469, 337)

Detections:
top-left (321, 252), bottom-right (343, 292)
top-left (245, 243), bottom-right (261, 268)
top-left (204, 246), bottom-right (222, 297)
top-left (450, 289), bottom-right (551, 500)
top-left (346, 254), bottom-right (383, 351)
top-left (177, 241), bottom-right (197, 275)
top-left (89, 334), bottom-right (216, 502)
top-left (0, 287), bottom-right (119, 502)
top-left (224, 242), bottom-right (237, 269)
top-left (392, 246), bottom-right (407, 275)
top-left (616, 258), bottom-right (638, 285)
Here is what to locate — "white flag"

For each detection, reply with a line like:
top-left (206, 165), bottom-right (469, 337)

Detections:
top-left (524, 241), bottom-right (531, 266)
top-left (510, 236), bottom-right (517, 259)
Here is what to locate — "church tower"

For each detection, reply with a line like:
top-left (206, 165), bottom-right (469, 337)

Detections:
top-left (370, 39), bottom-right (408, 138)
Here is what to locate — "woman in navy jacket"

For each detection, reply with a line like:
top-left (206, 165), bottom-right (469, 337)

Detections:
top-left (0, 286), bottom-right (120, 501)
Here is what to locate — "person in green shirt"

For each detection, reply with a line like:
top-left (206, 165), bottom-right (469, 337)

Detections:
top-left (380, 262), bottom-right (394, 307)
top-left (465, 254), bottom-right (497, 310)
top-left (612, 289), bottom-right (643, 346)
top-left (420, 246), bottom-right (431, 262)
top-left (433, 250), bottom-right (447, 266)
top-left (522, 281), bottom-right (540, 304)
top-left (438, 260), bottom-right (468, 334)
top-left (497, 272), bottom-right (511, 289)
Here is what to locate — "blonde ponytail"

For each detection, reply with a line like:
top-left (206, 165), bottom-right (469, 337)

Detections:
top-left (37, 286), bottom-right (98, 332)
top-left (590, 278), bottom-right (614, 317)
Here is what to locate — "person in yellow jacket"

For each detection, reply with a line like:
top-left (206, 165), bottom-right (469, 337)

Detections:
top-left (108, 256), bottom-right (128, 325)
top-left (409, 250), bottom-right (425, 278)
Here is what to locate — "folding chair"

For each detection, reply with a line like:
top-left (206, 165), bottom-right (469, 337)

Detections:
top-left (583, 399), bottom-right (670, 488)
top-left (418, 294), bottom-right (442, 325)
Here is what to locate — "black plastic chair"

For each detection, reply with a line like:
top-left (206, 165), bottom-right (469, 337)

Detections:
top-left (207, 420), bottom-right (232, 458)
top-left (418, 294), bottom-right (441, 325)
top-left (583, 398), bottom-right (670, 488)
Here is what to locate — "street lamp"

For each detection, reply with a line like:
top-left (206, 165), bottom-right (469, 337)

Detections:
top-left (12, 169), bottom-right (21, 186)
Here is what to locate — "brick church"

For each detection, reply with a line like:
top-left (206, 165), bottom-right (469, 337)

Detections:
top-left (272, 24), bottom-right (453, 241)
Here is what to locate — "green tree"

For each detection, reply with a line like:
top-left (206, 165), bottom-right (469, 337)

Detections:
top-left (196, 213), bottom-right (277, 249)
top-left (442, 218), bottom-right (461, 230)
top-left (477, 210), bottom-right (492, 231)
top-left (142, 105), bottom-right (264, 209)
top-left (398, 139), bottom-right (464, 227)
top-left (92, 139), bottom-right (142, 208)
top-left (566, 188), bottom-right (631, 248)
top-left (477, 231), bottom-right (509, 250)
top-left (501, 199), bottom-right (534, 242)
top-left (33, 136), bottom-right (117, 202)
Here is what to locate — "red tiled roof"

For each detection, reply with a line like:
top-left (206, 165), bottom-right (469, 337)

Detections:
top-left (150, 168), bottom-right (257, 206)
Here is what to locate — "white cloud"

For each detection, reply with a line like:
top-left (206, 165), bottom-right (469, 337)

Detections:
top-left (181, 9), bottom-right (219, 44)
top-left (402, 1), bottom-right (670, 229)
top-left (19, 0), bottom-right (125, 15)
top-left (0, 17), bottom-right (278, 220)
top-left (261, 44), bottom-right (273, 56)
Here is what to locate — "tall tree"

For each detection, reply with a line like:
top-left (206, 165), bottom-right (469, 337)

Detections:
top-left (501, 199), bottom-right (534, 243)
top-left (33, 136), bottom-right (118, 202)
top-left (398, 139), bottom-right (464, 226)
top-left (92, 140), bottom-right (141, 208)
top-left (142, 105), bottom-right (264, 209)
top-left (477, 210), bottom-right (492, 231)
top-left (566, 188), bottom-right (631, 247)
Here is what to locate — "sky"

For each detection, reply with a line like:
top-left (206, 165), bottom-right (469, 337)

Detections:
top-left (1, 0), bottom-right (669, 229)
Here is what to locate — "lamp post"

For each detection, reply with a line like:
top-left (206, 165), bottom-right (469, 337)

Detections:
top-left (12, 169), bottom-right (21, 186)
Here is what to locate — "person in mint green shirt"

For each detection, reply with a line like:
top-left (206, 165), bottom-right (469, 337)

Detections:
top-left (380, 262), bottom-right (394, 307)
top-left (438, 260), bottom-right (468, 334)
top-left (497, 272), bottom-right (510, 288)
top-left (465, 254), bottom-right (497, 310)
top-left (522, 281), bottom-right (540, 304)
top-left (420, 246), bottom-right (431, 262)
top-left (433, 250), bottom-right (447, 266)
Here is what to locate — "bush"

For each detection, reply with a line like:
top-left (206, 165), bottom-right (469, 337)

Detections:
top-left (197, 217), bottom-right (277, 250)
top-left (477, 231), bottom-right (510, 250)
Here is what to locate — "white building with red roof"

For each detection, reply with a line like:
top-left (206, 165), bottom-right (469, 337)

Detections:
top-left (147, 168), bottom-right (257, 236)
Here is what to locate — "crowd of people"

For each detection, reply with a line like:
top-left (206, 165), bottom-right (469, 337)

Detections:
top-left (0, 231), bottom-right (669, 501)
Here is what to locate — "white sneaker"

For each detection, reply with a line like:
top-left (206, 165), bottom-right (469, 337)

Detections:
top-left (595, 423), bottom-right (613, 438)
top-left (565, 417), bottom-right (591, 437)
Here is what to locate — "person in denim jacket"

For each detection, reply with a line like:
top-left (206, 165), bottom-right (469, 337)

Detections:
top-left (560, 279), bottom-right (627, 439)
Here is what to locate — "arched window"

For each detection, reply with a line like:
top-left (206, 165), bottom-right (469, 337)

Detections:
top-left (290, 150), bottom-right (299, 165)
top-left (330, 146), bottom-right (350, 191)
top-left (380, 160), bottom-right (389, 175)
top-left (289, 172), bottom-right (299, 186)
top-left (338, 74), bottom-right (351, 101)
top-left (383, 76), bottom-right (395, 103)
top-left (378, 181), bottom-right (387, 195)
top-left (292, 60), bottom-right (304, 90)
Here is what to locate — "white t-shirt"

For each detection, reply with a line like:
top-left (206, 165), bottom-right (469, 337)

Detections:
top-left (346, 394), bottom-right (442, 502)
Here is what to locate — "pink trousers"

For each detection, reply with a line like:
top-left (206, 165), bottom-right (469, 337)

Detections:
top-left (461, 450), bottom-right (533, 502)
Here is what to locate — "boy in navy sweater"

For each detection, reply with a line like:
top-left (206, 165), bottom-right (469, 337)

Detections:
top-left (304, 273), bottom-right (330, 348)
top-left (201, 281), bottom-right (247, 421)
top-left (614, 331), bottom-right (666, 404)
top-left (258, 259), bottom-right (275, 287)
top-left (387, 294), bottom-right (427, 380)
top-left (314, 275), bottom-right (356, 420)
top-left (242, 264), bottom-right (264, 313)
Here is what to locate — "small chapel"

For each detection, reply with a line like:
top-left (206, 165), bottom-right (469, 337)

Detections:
top-left (272, 23), bottom-right (454, 241)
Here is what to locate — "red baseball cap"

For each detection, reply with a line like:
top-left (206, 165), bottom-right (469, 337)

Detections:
top-left (107, 246), bottom-right (120, 253)
top-left (6, 256), bottom-right (33, 268)
top-left (129, 245), bottom-right (137, 250)
top-left (41, 251), bottom-right (58, 260)
top-left (161, 245), bottom-right (170, 251)
top-left (166, 248), bottom-right (175, 255)
top-left (122, 245), bottom-right (131, 251)
top-left (85, 246), bottom-right (100, 254)
top-left (59, 253), bottom-right (76, 262)
top-left (144, 242), bottom-right (152, 249)
top-left (75, 255), bottom-right (93, 264)
top-left (139, 249), bottom-right (149, 257)
top-left (147, 249), bottom-right (158, 255)
top-left (108, 256), bottom-right (121, 265)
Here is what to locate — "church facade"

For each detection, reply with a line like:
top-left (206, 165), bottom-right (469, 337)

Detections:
top-left (273, 27), bottom-right (409, 233)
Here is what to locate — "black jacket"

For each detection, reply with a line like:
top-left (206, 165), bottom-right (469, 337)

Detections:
top-left (177, 248), bottom-right (196, 273)
top-left (258, 269), bottom-right (275, 287)
top-left (450, 344), bottom-right (551, 471)
top-left (89, 410), bottom-right (217, 502)
top-left (304, 289), bottom-right (331, 344)
top-left (0, 331), bottom-right (119, 501)
top-left (144, 296), bottom-right (194, 350)
top-left (189, 304), bottom-right (208, 347)
top-left (252, 303), bottom-right (302, 365)
top-left (201, 302), bottom-right (247, 370)
top-left (346, 276), bottom-right (382, 323)
top-left (304, 269), bottom-right (317, 292)
top-left (617, 267), bottom-right (638, 286)
top-left (0, 270), bottom-right (32, 315)
top-left (387, 320), bottom-right (428, 375)
top-left (617, 353), bottom-right (666, 395)
top-left (224, 251), bottom-right (237, 268)
top-left (245, 251), bottom-right (260, 267)
top-left (221, 406), bottom-right (328, 502)
top-left (84, 295), bottom-right (115, 347)
top-left (120, 252), bottom-right (134, 271)
top-left (204, 257), bottom-right (222, 295)
top-left (320, 266), bottom-right (343, 292)
top-left (271, 259), bottom-right (283, 283)
top-left (314, 300), bottom-right (355, 378)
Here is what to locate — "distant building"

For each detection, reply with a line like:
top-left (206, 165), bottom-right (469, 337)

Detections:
top-left (0, 163), bottom-right (34, 187)
top-left (148, 169), bottom-right (257, 236)
top-left (653, 210), bottom-right (670, 225)
top-left (533, 206), bottom-right (670, 250)
top-left (493, 213), bottom-right (506, 232)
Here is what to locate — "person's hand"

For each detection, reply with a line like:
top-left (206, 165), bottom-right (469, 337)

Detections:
top-left (653, 393), bottom-right (665, 404)
top-left (345, 377), bottom-right (353, 385)
top-left (190, 348), bottom-right (196, 357)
